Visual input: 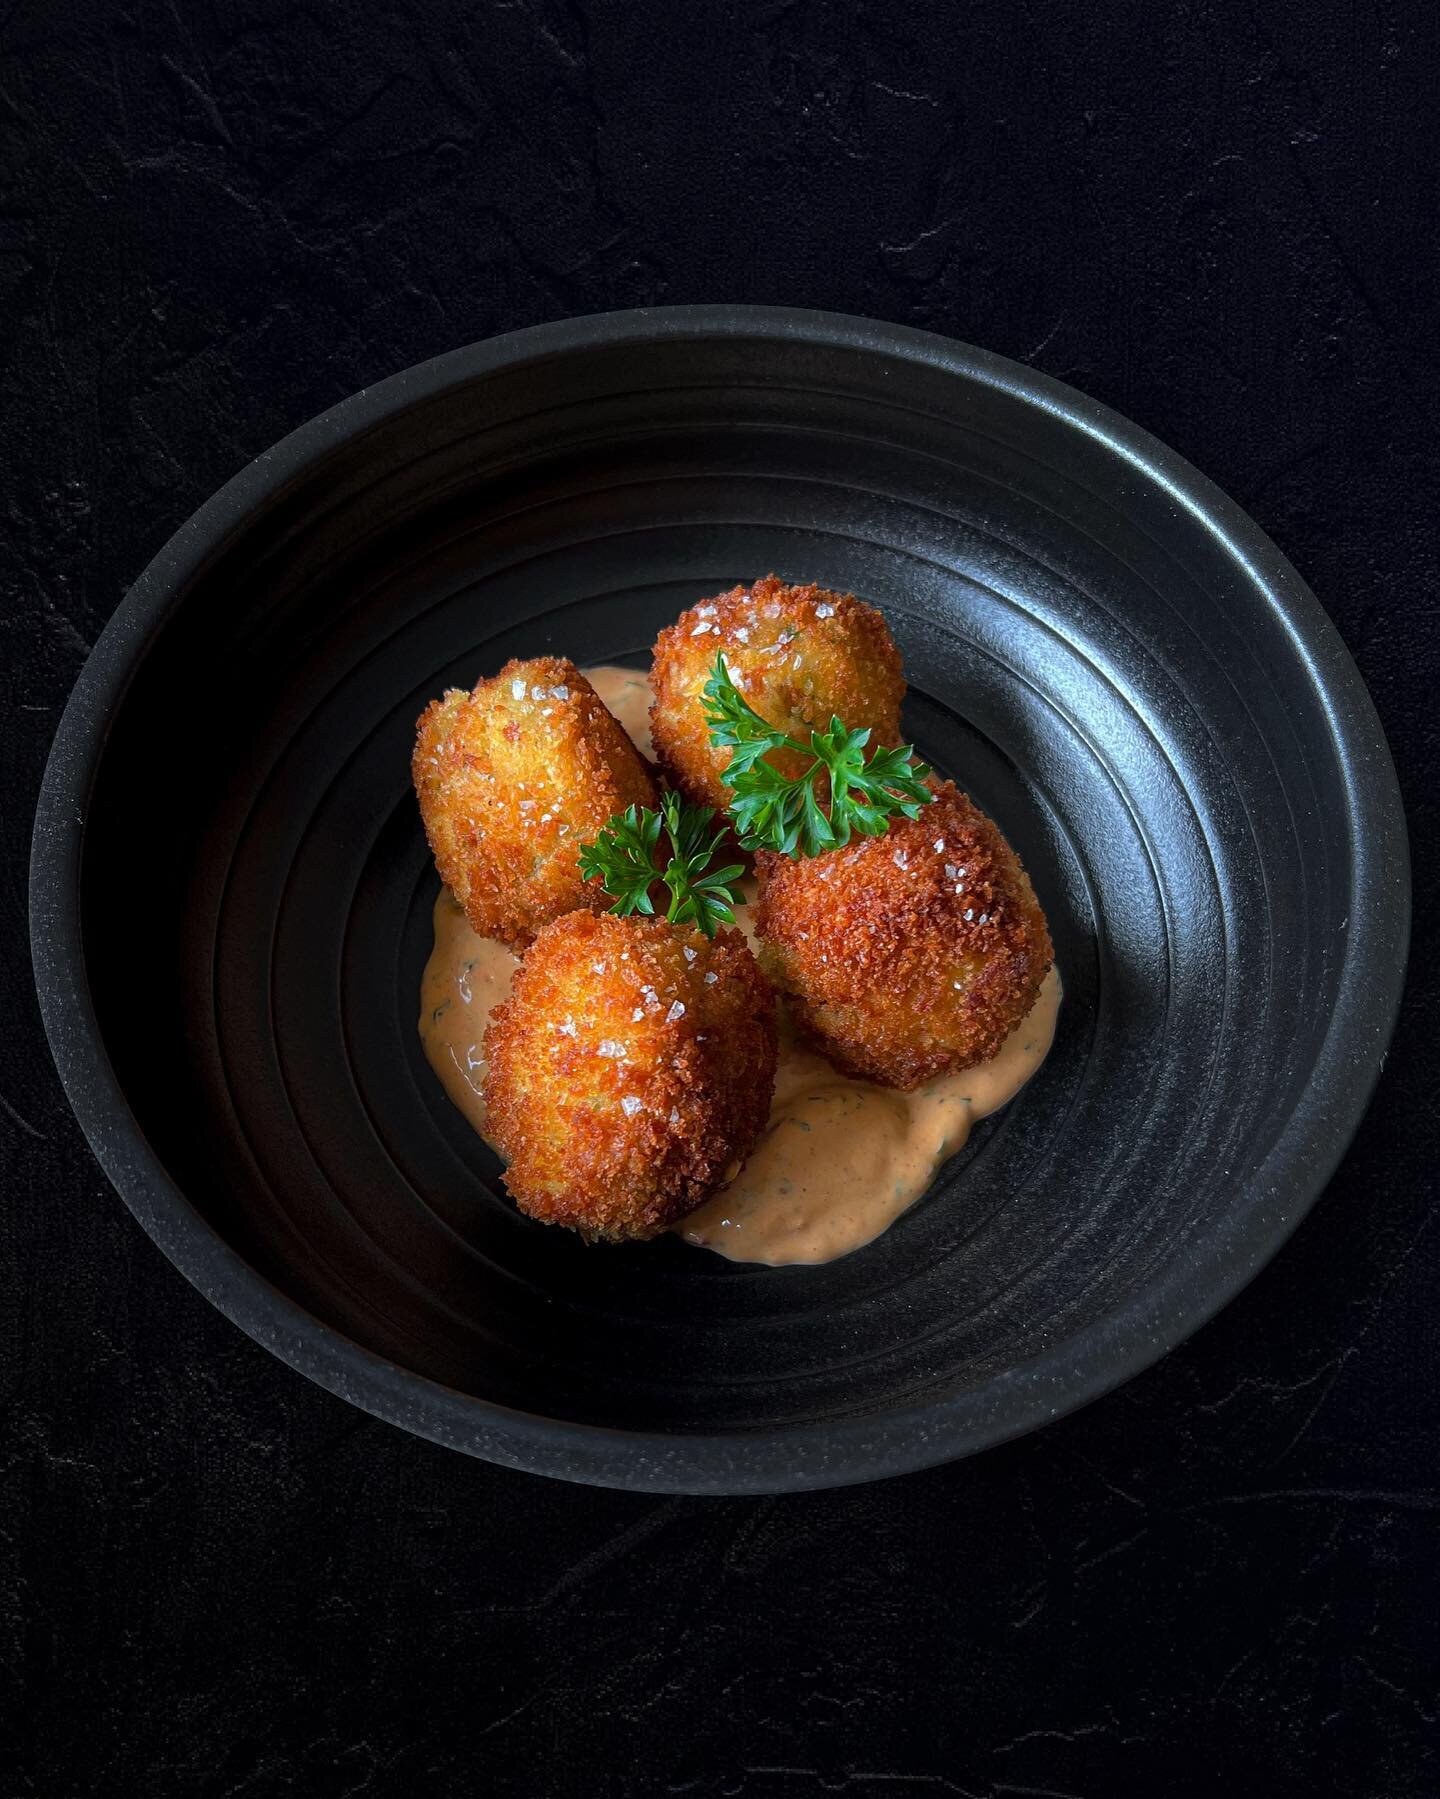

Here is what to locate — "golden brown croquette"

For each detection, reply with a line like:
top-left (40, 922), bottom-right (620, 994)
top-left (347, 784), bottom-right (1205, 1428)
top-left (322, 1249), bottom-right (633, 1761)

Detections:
top-left (753, 781), bottom-right (1053, 1090)
top-left (649, 576), bottom-right (906, 812)
top-left (483, 911), bottom-right (778, 1241)
top-left (413, 657), bottom-right (657, 952)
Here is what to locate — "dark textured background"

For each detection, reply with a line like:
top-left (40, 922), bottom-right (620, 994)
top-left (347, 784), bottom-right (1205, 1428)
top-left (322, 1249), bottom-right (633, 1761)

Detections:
top-left (4, 3), bottom-right (1437, 1794)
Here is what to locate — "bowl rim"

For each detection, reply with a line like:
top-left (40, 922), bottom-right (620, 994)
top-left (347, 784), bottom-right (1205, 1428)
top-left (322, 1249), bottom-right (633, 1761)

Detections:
top-left (29, 304), bottom-right (1411, 1493)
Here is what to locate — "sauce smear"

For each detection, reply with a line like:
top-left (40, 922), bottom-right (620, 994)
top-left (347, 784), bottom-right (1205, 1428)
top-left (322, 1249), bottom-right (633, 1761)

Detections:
top-left (419, 664), bottom-right (1061, 1266)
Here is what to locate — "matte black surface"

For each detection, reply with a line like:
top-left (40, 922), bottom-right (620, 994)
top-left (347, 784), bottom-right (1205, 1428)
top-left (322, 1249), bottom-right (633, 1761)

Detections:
top-left (5, 1), bottom-right (1437, 1792)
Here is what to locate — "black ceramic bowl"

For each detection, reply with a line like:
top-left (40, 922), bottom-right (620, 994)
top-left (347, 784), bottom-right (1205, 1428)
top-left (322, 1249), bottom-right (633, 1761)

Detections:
top-left (31, 307), bottom-right (1407, 1493)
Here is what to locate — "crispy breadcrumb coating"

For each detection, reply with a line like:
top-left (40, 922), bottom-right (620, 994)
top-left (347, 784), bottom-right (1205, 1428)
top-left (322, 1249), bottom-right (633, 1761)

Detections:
top-left (413, 657), bottom-right (656, 951)
top-left (483, 911), bottom-right (778, 1241)
top-left (753, 781), bottom-right (1053, 1090)
top-left (650, 576), bottom-right (906, 811)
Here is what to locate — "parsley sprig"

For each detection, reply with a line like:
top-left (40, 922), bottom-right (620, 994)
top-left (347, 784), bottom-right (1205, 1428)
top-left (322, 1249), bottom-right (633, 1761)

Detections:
top-left (702, 655), bottom-right (932, 856)
top-left (578, 792), bottom-right (744, 938)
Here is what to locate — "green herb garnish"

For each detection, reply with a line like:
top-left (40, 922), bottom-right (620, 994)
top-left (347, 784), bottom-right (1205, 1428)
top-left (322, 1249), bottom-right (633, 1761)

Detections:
top-left (578, 792), bottom-right (745, 938)
top-left (701, 654), bottom-right (932, 856)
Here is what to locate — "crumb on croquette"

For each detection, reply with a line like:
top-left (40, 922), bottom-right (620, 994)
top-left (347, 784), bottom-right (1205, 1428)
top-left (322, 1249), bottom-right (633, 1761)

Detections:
top-left (483, 911), bottom-right (778, 1241)
top-left (753, 780), bottom-right (1053, 1090)
top-left (412, 656), bottom-right (656, 951)
top-left (649, 575), bottom-right (906, 812)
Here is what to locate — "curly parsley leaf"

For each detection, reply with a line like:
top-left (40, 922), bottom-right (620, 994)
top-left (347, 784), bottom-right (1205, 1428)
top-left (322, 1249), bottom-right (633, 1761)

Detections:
top-left (578, 792), bottom-right (744, 938)
top-left (700, 654), bottom-right (932, 856)
top-left (576, 803), bottom-right (663, 917)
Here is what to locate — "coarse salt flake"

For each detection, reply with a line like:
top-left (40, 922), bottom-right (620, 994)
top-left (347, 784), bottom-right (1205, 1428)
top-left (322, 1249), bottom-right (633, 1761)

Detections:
top-left (597, 1039), bottom-right (626, 1058)
top-left (665, 1001), bottom-right (686, 1023)
top-left (621, 1095), bottom-right (642, 1117)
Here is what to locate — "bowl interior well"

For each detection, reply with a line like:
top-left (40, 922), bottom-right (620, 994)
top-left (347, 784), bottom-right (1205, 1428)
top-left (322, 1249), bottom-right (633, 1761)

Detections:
top-left (79, 330), bottom-right (1361, 1441)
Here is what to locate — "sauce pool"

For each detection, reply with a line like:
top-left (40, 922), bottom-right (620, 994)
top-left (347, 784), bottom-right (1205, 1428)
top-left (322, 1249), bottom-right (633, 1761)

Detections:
top-left (418, 664), bottom-right (1061, 1266)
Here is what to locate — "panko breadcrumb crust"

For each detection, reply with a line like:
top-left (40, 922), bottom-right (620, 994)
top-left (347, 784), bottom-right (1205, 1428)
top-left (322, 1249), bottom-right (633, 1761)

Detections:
top-left (412, 657), bottom-right (656, 951)
top-left (649, 575), bottom-right (905, 812)
top-left (754, 780), bottom-right (1053, 1090)
top-left (483, 911), bottom-right (778, 1241)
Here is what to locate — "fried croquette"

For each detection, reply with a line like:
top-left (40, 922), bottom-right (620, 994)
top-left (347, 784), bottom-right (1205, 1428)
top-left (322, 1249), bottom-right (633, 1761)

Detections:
top-left (753, 781), bottom-right (1053, 1090)
top-left (649, 576), bottom-right (906, 811)
top-left (483, 911), bottom-right (778, 1241)
top-left (413, 657), bottom-right (656, 951)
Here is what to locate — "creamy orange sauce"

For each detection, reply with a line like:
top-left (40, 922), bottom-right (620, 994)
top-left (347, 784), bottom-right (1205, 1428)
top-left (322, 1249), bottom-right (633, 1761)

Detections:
top-left (418, 665), bottom-right (1061, 1266)
top-left (680, 961), bottom-right (1060, 1264)
top-left (418, 893), bottom-right (517, 1138)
